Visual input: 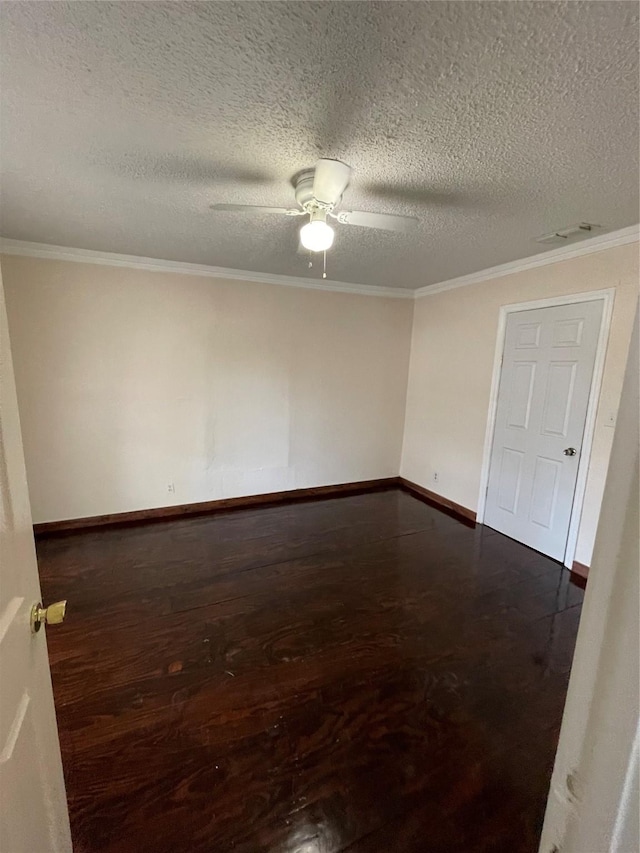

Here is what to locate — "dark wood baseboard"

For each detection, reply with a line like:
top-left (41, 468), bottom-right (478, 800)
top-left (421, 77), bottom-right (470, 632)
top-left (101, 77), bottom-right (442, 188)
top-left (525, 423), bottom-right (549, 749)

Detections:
top-left (34, 476), bottom-right (480, 537)
top-left (571, 560), bottom-right (590, 580)
top-left (33, 477), bottom-right (401, 536)
top-left (398, 477), bottom-right (476, 526)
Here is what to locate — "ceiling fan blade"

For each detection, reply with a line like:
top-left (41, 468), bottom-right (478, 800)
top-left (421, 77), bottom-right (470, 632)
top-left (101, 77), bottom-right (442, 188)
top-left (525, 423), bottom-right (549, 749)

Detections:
top-left (334, 210), bottom-right (418, 232)
top-left (312, 159), bottom-right (351, 205)
top-left (210, 204), bottom-right (303, 216)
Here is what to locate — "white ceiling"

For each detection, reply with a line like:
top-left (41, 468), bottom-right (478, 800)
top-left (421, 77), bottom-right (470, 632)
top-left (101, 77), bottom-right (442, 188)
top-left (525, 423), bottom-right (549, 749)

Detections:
top-left (1, 1), bottom-right (638, 290)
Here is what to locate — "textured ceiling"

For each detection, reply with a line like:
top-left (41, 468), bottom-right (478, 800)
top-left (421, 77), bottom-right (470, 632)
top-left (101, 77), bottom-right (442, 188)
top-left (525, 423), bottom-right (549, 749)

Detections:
top-left (1, 1), bottom-right (638, 290)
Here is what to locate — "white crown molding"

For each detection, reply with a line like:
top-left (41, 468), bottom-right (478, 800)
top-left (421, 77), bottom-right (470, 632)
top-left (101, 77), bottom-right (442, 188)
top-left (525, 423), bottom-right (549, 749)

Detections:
top-left (0, 238), bottom-right (415, 300)
top-left (2, 224), bottom-right (638, 301)
top-left (415, 224), bottom-right (640, 298)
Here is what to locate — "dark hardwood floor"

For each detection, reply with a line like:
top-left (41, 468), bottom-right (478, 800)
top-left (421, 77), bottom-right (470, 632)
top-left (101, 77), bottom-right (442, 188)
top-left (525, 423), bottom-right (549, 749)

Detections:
top-left (37, 489), bottom-right (585, 853)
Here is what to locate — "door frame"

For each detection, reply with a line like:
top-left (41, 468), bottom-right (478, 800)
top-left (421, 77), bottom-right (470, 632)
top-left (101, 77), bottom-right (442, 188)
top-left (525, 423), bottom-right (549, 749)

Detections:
top-left (476, 288), bottom-right (615, 569)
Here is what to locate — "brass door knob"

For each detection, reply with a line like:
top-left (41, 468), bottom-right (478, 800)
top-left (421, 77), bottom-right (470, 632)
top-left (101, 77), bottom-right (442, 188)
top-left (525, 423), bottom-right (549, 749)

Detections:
top-left (31, 600), bottom-right (67, 633)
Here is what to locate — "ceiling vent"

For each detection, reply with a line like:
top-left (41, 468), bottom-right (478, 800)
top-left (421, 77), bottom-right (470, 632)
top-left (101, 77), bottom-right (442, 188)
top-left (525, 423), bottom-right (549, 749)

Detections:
top-left (536, 222), bottom-right (601, 245)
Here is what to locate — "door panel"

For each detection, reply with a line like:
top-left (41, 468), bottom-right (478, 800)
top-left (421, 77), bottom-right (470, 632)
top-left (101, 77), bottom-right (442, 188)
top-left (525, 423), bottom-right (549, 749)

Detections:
top-left (541, 361), bottom-right (577, 437)
top-left (553, 318), bottom-right (584, 346)
top-left (529, 456), bottom-right (561, 529)
top-left (0, 274), bottom-right (71, 851)
top-left (497, 448), bottom-right (524, 513)
top-left (484, 300), bottom-right (604, 561)
top-left (515, 322), bottom-right (541, 349)
top-left (507, 362), bottom-right (536, 429)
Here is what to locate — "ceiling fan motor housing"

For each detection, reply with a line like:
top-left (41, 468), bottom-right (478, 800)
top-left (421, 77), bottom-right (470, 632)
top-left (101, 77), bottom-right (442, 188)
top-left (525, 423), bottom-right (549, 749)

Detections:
top-left (294, 170), bottom-right (338, 212)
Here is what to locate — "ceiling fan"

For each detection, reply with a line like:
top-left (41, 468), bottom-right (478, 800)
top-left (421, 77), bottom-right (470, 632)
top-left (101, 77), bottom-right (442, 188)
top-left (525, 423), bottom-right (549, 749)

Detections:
top-left (210, 159), bottom-right (418, 252)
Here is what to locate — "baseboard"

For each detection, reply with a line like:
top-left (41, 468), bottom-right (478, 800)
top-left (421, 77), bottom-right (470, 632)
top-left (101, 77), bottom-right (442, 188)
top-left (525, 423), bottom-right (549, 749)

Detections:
top-left (33, 477), bottom-right (401, 536)
top-left (33, 476), bottom-right (480, 536)
top-left (571, 560), bottom-right (590, 580)
top-left (398, 477), bottom-right (477, 526)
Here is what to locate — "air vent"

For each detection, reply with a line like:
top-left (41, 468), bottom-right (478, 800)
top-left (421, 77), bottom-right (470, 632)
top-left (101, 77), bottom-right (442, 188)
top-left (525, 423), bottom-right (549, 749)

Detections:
top-left (536, 222), bottom-right (601, 245)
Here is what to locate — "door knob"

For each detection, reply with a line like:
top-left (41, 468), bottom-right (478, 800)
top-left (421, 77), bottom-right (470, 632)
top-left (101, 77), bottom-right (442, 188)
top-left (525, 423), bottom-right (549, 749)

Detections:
top-left (563, 447), bottom-right (577, 457)
top-left (31, 600), bottom-right (67, 633)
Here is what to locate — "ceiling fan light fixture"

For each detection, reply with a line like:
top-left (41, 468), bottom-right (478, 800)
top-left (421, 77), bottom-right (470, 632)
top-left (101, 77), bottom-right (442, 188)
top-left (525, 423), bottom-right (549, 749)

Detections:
top-left (300, 215), bottom-right (334, 252)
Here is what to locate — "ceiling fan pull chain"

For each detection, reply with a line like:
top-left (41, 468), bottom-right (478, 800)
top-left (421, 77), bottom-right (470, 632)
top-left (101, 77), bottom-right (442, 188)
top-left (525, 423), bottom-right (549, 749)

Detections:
top-left (323, 250), bottom-right (327, 279)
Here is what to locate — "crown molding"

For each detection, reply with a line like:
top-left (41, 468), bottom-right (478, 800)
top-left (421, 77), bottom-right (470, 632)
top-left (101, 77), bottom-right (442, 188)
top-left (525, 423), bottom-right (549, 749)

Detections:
top-left (2, 224), bottom-right (637, 302)
top-left (0, 239), bottom-right (415, 300)
top-left (415, 224), bottom-right (640, 298)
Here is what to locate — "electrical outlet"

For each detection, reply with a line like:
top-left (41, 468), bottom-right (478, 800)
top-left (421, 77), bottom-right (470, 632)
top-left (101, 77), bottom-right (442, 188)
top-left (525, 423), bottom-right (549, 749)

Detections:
top-left (167, 482), bottom-right (175, 494)
top-left (433, 471), bottom-right (439, 484)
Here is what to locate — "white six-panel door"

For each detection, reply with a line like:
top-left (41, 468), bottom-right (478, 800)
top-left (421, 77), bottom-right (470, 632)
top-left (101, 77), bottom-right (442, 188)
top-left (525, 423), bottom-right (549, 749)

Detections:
top-left (484, 300), bottom-right (604, 561)
top-left (0, 275), bottom-right (71, 851)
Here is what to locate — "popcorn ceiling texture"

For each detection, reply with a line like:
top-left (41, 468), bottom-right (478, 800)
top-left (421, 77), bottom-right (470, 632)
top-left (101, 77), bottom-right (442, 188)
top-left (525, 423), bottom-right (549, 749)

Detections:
top-left (0, 1), bottom-right (637, 290)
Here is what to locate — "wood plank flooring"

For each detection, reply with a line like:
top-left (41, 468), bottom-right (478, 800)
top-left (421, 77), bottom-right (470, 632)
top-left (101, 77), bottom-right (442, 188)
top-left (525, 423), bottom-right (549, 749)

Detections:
top-left (37, 489), bottom-right (585, 853)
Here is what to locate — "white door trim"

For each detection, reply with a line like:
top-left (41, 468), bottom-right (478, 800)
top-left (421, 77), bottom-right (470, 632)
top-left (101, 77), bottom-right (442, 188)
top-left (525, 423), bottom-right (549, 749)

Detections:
top-left (476, 288), bottom-right (616, 568)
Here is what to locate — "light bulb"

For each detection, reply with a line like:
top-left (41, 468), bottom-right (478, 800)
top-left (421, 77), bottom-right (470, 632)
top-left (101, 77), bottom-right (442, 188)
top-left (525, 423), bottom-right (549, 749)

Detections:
top-left (300, 219), bottom-right (334, 252)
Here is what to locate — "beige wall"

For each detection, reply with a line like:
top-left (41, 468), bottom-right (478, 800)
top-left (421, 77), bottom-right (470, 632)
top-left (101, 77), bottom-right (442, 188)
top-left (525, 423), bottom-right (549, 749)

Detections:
top-left (401, 242), bottom-right (639, 566)
top-left (3, 242), bottom-right (637, 557)
top-left (1, 255), bottom-right (413, 523)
